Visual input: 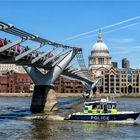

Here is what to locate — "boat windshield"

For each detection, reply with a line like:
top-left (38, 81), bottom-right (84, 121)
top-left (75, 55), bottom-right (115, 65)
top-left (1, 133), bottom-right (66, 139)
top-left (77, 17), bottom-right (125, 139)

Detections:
top-left (84, 100), bottom-right (117, 110)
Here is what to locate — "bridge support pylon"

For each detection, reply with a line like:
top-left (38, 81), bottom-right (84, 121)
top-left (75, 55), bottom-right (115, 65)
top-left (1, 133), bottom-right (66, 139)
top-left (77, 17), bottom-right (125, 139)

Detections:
top-left (23, 50), bottom-right (78, 113)
top-left (31, 85), bottom-right (57, 113)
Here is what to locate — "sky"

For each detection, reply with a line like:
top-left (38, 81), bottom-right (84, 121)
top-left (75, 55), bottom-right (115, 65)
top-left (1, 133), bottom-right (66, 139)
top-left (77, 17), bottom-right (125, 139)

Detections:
top-left (0, 0), bottom-right (140, 68)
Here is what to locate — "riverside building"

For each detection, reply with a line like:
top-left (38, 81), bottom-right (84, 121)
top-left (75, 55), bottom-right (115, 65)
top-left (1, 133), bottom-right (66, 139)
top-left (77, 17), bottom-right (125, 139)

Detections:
top-left (0, 70), bottom-right (83, 93)
top-left (89, 31), bottom-right (140, 95)
top-left (0, 64), bottom-right (25, 73)
top-left (0, 71), bottom-right (33, 93)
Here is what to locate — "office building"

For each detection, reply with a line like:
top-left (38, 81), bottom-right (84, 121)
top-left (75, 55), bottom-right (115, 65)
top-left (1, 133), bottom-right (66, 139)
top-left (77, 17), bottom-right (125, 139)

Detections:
top-left (122, 58), bottom-right (130, 69)
top-left (112, 62), bottom-right (118, 68)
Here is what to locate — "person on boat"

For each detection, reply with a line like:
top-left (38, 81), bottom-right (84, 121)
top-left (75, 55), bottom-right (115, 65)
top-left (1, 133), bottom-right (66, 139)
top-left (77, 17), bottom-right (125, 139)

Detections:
top-left (104, 104), bottom-right (108, 113)
top-left (83, 88), bottom-right (90, 101)
top-left (83, 91), bottom-right (90, 100)
top-left (92, 104), bottom-right (97, 110)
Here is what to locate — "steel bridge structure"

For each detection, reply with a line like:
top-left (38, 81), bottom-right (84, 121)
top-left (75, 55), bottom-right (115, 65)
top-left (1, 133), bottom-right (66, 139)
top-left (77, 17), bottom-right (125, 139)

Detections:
top-left (0, 21), bottom-right (98, 113)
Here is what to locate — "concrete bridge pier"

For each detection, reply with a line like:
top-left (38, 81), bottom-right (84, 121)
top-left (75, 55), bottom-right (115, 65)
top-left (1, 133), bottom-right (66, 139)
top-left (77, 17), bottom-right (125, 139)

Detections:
top-left (30, 85), bottom-right (57, 113)
top-left (23, 50), bottom-right (78, 113)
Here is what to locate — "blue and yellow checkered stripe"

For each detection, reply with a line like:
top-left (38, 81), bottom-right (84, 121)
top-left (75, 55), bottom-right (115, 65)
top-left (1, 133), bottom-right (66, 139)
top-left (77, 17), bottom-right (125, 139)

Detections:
top-left (83, 106), bottom-right (117, 114)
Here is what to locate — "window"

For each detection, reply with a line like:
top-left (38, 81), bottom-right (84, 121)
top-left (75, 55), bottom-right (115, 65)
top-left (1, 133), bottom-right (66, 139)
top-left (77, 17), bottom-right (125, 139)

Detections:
top-left (98, 58), bottom-right (104, 64)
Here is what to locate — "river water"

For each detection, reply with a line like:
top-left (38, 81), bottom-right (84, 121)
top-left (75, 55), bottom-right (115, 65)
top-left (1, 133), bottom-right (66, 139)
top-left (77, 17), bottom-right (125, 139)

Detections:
top-left (0, 97), bottom-right (140, 140)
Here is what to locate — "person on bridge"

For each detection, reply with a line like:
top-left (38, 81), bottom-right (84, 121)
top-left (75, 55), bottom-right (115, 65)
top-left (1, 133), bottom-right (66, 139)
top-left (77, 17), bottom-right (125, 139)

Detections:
top-left (15, 45), bottom-right (21, 53)
top-left (3, 38), bottom-right (8, 45)
top-left (0, 39), bottom-right (3, 47)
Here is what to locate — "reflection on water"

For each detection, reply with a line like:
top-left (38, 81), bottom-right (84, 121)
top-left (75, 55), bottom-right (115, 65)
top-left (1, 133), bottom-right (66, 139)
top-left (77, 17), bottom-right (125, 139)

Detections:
top-left (83, 123), bottom-right (116, 132)
top-left (26, 120), bottom-right (140, 140)
top-left (0, 97), bottom-right (140, 140)
top-left (82, 121), bottom-right (139, 133)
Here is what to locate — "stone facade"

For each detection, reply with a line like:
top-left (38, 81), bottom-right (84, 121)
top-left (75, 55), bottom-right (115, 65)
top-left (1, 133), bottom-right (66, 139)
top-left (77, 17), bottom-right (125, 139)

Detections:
top-left (96, 67), bottom-right (140, 95)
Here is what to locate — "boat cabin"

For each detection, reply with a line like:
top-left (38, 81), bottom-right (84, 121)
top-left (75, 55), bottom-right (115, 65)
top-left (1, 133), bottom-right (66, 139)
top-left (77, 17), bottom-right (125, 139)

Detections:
top-left (83, 99), bottom-right (117, 114)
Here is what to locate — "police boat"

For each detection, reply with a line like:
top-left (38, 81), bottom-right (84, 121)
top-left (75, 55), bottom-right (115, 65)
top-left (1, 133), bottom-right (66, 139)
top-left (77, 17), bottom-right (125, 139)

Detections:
top-left (65, 98), bottom-right (140, 121)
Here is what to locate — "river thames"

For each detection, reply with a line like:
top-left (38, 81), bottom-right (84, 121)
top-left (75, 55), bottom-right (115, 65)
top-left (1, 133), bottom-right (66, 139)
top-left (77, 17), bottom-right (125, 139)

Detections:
top-left (0, 97), bottom-right (140, 140)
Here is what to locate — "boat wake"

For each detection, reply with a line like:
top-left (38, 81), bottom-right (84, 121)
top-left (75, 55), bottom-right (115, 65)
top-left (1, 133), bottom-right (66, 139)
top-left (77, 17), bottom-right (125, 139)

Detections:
top-left (108, 119), bottom-right (140, 124)
top-left (64, 119), bottom-right (140, 125)
top-left (22, 114), bottom-right (65, 121)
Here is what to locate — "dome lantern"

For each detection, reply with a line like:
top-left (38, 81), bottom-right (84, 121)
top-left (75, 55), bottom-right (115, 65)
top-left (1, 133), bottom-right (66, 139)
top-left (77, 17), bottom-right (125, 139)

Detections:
top-left (97, 29), bottom-right (102, 43)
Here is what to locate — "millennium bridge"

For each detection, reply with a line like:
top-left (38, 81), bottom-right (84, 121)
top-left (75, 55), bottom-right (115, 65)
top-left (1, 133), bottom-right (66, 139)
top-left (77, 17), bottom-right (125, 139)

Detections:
top-left (0, 21), bottom-right (98, 113)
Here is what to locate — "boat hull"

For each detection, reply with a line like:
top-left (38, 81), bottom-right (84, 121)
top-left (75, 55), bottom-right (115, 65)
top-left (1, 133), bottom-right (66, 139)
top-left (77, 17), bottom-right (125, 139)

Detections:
top-left (65, 112), bottom-right (140, 121)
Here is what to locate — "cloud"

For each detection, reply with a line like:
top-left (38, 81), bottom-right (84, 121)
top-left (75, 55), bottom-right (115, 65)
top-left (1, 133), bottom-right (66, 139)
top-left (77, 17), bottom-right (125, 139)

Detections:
top-left (62, 16), bottom-right (140, 41)
top-left (133, 45), bottom-right (140, 49)
top-left (111, 51), bottom-right (129, 55)
top-left (109, 38), bottom-right (135, 44)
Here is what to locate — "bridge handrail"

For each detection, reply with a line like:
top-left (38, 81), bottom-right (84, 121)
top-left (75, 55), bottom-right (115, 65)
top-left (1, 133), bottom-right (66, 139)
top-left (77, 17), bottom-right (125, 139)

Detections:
top-left (0, 21), bottom-right (82, 50)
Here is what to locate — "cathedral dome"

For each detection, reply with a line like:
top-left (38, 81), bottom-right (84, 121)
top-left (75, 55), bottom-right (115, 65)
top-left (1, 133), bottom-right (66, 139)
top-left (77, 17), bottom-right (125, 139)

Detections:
top-left (91, 31), bottom-right (110, 57)
top-left (88, 30), bottom-right (112, 70)
top-left (92, 42), bottom-right (109, 52)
